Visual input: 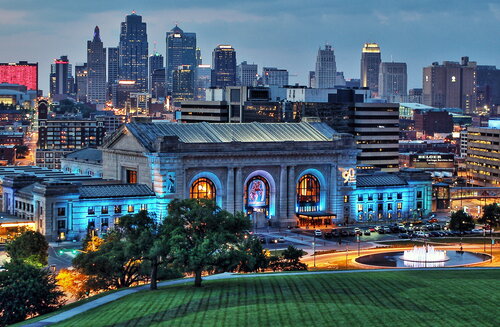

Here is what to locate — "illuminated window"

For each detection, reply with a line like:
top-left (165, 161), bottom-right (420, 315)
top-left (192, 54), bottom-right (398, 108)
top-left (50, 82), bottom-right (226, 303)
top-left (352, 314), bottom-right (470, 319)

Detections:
top-left (397, 202), bottom-right (402, 210)
top-left (245, 176), bottom-right (269, 209)
top-left (114, 205), bottom-right (122, 213)
top-left (128, 205), bottom-right (134, 213)
top-left (126, 169), bottom-right (137, 184)
top-left (101, 206), bottom-right (108, 214)
top-left (190, 177), bottom-right (216, 200)
top-left (296, 174), bottom-right (320, 212)
top-left (343, 195), bottom-right (349, 203)
top-left (357, 204), bottom-right (363, 212)
top-left (140, 204), bottom-right (148, 211)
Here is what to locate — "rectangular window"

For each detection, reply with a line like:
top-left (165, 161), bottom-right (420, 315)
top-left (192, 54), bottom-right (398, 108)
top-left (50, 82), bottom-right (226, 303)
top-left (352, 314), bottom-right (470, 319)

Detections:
top-left (368, 194), bottom-right (373, 201)
top-left (101, 206), bottom-right (108, 214)
top-left (417, 201), bottom-right (423, 209)
top-left (57, 220), bottom-right (66, 229)
top-left (397, 192), bottom-right (403, 200)
top-left (88, 207), bottom-right (95, 215)
top-left (140, 204), bottom-right (148, 211)
top-left (358, 194), bottom-right (364, 202)
top-left (378, 203), bottom-right (383, 212)
top-left (357, 204), bottom-right (363, 212)
top-left (101, 217), bottom-right (109, 227)
top-left (128, 205), bottom-right (134, 213)
top-left (378, 193), bottom-right (383, 200)
top-left (368, 204), bottom-right (373, 211)
top-left (126, 169), bottom-right (137, 184)
top-left (343, 195), bottom-right (349, 203)
top-left (388, 193), bottom-right (393, 200)
top-left (397, 211), bottom-right (402, 218)
top-left (417, 191), bottom-right (422, 199)
top-left (57, 207), bottom-right (66, 216)
top-left (397, 202), bottom-right (402, 210)
top-left (388, 203), bottom-right (393, 211)
top-left (114, 205), bottom-right (122, 214)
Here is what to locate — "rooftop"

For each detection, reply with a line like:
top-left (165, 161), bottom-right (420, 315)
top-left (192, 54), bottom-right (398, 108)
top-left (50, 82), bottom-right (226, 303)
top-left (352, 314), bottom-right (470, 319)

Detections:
top-left (356, 173), bottom-right (408, 188)
top-left (125, 121), bottom-right (339, 151)
top-left (79, 184), bottom-right (155, 199)
top-left (63, 148), bottom-right (102, 163)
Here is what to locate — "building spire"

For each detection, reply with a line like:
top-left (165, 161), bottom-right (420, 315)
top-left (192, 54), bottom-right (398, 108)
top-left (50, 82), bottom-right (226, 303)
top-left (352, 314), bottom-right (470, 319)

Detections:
top-left (93, 26), bottom-right (101, 42)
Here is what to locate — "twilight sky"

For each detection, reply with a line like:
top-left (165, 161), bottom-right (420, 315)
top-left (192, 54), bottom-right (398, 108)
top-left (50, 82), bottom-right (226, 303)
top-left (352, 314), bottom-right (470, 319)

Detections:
top-left (1, 0), bottom-right (499, 94)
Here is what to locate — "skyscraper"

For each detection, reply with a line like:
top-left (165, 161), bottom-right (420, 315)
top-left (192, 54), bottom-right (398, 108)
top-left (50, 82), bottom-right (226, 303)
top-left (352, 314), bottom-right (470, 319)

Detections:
top-left (360, 43), bottom-right (381, 95)
top-left (107, 47), bottom-right (119, 101)
top-left (422, 57), bottom-right (476, 113)
top-left (172, 65), bottom-right (195, 102)
top-left (195, 64), bottom-right (211, 100)
top-left (149, 52), bottom-right (164, 95)
top-left (262, 67), bottom-right (289, 87)
top-left (87, 26), bottom-right (107, 106)
top-left (236, 61), bottom-right (257, 86)
top-left (165, 25), bottom-right (196, 94)
top-left (119, 12), bottom-right (148, 93)
top-left (315, 44), bottom-right (337, 88)
top-left (49, 56), bottom-right (73, 98)
top-left (378, 62), bottom-right (407, 102)
top-left (75, 63), bottom-right (88, 103)
top-left (211, 45), bottom-right (236, 88)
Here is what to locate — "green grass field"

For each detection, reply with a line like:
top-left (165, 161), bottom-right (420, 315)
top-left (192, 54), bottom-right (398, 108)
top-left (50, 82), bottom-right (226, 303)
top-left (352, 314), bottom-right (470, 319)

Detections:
top-left (51, 270), bottom-right (499, 327)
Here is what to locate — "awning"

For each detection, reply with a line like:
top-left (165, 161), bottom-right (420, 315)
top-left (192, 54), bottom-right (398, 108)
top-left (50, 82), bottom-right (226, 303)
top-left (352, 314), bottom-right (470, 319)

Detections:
top-left (0, 213), bottom-right (36, 228)
top-left (297, 211), bottom-right (337, 218)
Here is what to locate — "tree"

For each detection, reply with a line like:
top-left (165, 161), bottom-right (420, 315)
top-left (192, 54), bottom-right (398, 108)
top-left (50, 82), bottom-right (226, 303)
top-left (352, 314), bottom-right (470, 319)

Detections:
top-left (478, 203), bottom-right (500, 233)
top-left (0, 262), bottom-right (64, 326)
top-left (449, 210), bottom-right (475, 233)
top-left (269, 245), bottom-right (308, 271)
top-left (14, 145), bottom-right (29, 158)
top-left (72, 230), bottom-right (145, 291)
top-left (6, 230), bottom-right (48, 267)
top-left (56, 268), bottom-right (91, 300)
top-left (165, 199), bottom-right (251, 287)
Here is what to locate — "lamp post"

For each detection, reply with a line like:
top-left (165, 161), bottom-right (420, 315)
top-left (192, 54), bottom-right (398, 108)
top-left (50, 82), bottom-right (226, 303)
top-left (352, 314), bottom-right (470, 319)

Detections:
top-left (312, 232), bottom-right (316, 268)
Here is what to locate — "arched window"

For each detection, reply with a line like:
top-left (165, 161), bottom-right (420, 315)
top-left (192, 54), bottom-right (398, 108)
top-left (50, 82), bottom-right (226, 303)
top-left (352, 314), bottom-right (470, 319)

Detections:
top-left (190, 177), bottom-right (216, 200)
top-left (245, 176), bottom-right (270, 208)
top-left (296, 174), bottom-right (320, 212)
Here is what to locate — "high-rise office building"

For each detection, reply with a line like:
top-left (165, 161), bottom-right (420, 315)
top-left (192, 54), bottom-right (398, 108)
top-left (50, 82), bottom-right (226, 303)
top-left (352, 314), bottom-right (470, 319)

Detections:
top-left (195, 64), bottom-right (211, 100)
top-left (119, 12), bottom-right (148, 93)
top-left (87, 26), bottom-right (107, 106)
top-left (0, 61), bottom-right (38, 92)
top-left (211, 45), bottom-right (236, 88)
top-left (165, 25), bottom-right (196, 94)
top-left (196, 48), bottom-right (202, 66)
top-left (172, 65), bottom-right (195, 103)
top-left (236, 61), bottom-right (257, 86)
top-left (49, 56), bottom-right (73, 98)
top-left (107, 47), bottom-right (119, 101)
top-left (315, 44), bottom-right (337, 88)
top-left (361, 43), bottom-right (381, 95)
top-left (149, 52), bottom-right (164, 95)
top-left (379, 62), bottom-right (407, 102)
top-left (308, 71), bottom-right (316, 88)
top-left (262, 67), bottom-right (289, 87)
top-left (75, 63), bottom-right (88, 103)
top-left (476, 65), bottom-right (500, 110)
top-left (151, 68), bottom-right (166, 100)
top-left (422, 57), bottom-right (476, 113)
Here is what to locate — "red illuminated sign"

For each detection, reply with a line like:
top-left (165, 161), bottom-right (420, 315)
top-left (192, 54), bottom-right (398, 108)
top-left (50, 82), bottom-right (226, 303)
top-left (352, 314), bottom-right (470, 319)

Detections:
top-left (0, 62), bottom-right (38, 91)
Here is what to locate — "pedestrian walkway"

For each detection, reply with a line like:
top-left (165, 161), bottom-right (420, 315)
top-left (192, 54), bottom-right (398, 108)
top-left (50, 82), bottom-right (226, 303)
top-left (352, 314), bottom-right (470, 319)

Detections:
top-left (23, 266), bottom-right (500, 326)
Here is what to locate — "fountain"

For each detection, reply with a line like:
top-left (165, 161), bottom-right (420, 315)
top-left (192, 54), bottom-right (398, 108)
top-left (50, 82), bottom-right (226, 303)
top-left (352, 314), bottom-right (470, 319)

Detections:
top-left (401, 245), bottom-right (449, 263)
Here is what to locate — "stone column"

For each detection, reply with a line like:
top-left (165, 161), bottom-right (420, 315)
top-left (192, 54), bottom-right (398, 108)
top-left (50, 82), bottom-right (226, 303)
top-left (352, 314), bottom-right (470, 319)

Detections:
top-left (235, 167), bottom-right (243, 213)
top-left (287, 166), bottom-right (296, 218)
top-left (330, 163), bottom-right (337, 214)
top-left (226, 167), bottom-right (235, 213)
top-left (279, 165), bottom-right (287, 220)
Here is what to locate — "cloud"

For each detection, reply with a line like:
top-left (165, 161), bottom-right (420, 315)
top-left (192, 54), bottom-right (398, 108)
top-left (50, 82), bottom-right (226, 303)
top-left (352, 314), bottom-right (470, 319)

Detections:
top-left (0, 9), bottom-right (29, 25)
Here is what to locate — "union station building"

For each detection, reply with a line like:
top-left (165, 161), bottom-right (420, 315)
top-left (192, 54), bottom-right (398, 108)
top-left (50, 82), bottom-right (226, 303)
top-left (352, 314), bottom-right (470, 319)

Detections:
top-left (101, 121), bottom-right (360, 228)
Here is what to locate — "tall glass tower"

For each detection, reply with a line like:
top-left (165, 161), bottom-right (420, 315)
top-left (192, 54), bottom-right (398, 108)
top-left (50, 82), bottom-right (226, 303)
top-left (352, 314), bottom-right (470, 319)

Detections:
top-left (119, 12), bottom-right (148, 93)
top-left (211, 45), bottom-right (236, 88)
top-left (165, 25), bottom-right (196, 94)
top-left (87, 26), bottom-right (107, 106)
top-left (360, 43), bottom-right (381, 95)
top-left (315, 44), bottom-right (337, 88)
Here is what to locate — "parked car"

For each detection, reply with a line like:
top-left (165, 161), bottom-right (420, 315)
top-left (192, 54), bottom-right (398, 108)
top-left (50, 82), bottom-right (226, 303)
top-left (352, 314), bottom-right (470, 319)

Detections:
top-left (354, 227), bottom-right (362, 235)
top-left (383, 226), bottom-right (391, 233)
top-left (314, 229), bottom-right (322, 237)
top-left (429, 231), bottom-right (441, 237)
top-left (471, 229), bottom-right (484, 234)
top-left (277, 237), bottom-right (285, 243)
top-left (399, 233), bottom-right (410, 239)
top-left (368, 227), bottom-right (376, 232)
top-left (415, 231), bottom-right (429, 238)
top-left (363, 229), bottom-right (371, 236)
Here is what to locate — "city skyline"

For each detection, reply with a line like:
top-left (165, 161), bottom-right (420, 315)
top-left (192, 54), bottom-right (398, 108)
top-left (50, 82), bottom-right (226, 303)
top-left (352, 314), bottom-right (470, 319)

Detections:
top-left (1, 1), bottom-right (500, 94)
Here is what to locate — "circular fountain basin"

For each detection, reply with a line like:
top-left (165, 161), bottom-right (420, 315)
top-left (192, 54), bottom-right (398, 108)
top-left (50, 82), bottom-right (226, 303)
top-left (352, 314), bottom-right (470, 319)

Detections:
top-left (356, 251), bottom-right (491, 268)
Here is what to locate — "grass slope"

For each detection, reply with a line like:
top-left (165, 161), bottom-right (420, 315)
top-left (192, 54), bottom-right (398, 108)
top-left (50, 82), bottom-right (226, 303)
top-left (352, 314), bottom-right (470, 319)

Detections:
top-left (54, 270), bottom-right (499, 327)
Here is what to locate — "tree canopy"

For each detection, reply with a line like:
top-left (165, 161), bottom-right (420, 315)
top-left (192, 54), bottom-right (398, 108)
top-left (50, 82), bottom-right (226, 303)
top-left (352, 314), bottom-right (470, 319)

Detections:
top-left (165, 198), bottom-right (251, 287)
top-left (478, 203), bottom-right (500, 231)
top-left (0, 262), bottom-right (64, 326)
top-left (449, 210), bottom-right (475, 232)
top-left (6, 230), bottom-right (49, 267)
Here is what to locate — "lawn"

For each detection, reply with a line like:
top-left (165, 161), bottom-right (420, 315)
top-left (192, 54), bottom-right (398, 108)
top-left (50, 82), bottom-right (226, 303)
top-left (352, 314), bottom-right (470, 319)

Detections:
top-left (52, 269), bottom-right (499, 327)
